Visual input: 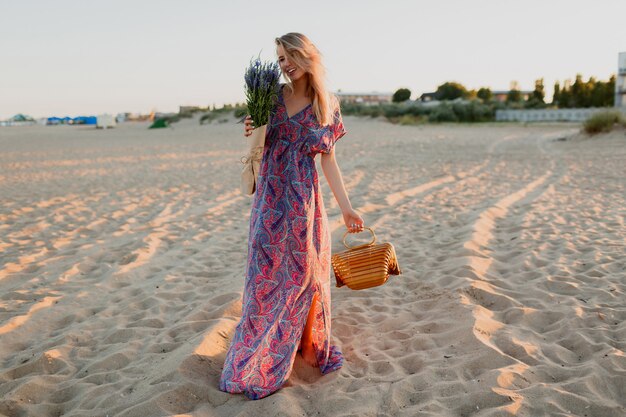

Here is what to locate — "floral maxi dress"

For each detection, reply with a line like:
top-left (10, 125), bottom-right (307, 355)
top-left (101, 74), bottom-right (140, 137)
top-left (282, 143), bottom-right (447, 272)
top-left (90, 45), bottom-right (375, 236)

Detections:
top-left (219, 85), bottom-right (347, 400)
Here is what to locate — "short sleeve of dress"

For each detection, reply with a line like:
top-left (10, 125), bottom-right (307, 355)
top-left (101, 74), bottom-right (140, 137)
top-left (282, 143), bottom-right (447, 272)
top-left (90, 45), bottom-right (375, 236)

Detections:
top-left (318, 107), bottom-right (347, 155)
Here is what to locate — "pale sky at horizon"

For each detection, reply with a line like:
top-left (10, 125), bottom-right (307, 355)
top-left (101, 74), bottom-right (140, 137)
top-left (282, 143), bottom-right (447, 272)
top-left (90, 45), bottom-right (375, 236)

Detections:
top-left (1, 0), bottom-right (625, 119)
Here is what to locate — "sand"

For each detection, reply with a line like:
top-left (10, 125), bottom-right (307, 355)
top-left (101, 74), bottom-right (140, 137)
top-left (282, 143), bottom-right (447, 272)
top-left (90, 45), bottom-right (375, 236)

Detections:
top-left (0, 115), bottom-right (624, 417)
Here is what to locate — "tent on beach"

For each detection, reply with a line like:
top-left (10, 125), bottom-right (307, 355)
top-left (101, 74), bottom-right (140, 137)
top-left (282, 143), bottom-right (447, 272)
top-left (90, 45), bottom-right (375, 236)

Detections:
top-left (72, 116), bottom-right (97, 125)
top-left (47, 116), bottom-right (98, 125)
top-left (2, 114), bottom-right (36, 126)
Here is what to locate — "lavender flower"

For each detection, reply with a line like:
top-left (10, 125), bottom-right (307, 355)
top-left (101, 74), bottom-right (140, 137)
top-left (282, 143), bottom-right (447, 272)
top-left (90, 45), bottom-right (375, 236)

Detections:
top-left (244, 54), bottom-right (281, 128)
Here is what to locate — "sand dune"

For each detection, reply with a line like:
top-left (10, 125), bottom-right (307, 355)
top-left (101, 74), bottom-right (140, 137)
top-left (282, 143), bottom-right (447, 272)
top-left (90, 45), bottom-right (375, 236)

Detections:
top-left (0, 116), bottom-right (624, 416)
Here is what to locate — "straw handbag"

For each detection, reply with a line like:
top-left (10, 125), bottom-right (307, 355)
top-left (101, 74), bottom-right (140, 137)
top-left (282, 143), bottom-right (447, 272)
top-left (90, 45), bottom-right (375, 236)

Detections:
top-left (332, 227), bottom-right (402, 290)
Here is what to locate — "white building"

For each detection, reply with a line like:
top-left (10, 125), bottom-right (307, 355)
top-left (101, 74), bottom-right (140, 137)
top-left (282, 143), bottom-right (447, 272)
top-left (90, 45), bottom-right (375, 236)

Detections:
top-left (96, 114), bottom-right (116, 129)
top-left (616, 52), bottom-right (626, 108)
top-left (335, 91), bottom-right (393, 105)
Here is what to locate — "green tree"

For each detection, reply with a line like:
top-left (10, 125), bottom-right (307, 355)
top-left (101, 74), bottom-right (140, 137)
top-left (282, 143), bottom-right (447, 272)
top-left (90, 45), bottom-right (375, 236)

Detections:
top-left (531, 78), bottom-right (545, 102)
top-left (605, 75), bottom-right (616, 106)
top-left (559, 81), bottom-right (573, 108)
top-left (477, 87), bottom-right (493, 102)
top-left (506, 89), bottom-right (522, 104)
top-left (552, 81), bottom-right (560, 106)
top-left (392, 88), bottom-right (412, 102)
top-left (525, 78), bottom-right (546, 108)
top-left (582, 76), bottom-right (596, 107)
top-left (590, 81), bottom-right (607, 107)
top-left (571, 74), bottom-right (584, 107)
top-left (553, 75), bottom-right (615, 108)
top-left (434, 82), bottom-right (469, 100)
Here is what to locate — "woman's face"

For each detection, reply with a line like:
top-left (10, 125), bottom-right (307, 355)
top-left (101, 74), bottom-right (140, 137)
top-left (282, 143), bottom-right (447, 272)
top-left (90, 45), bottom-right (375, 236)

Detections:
top-left (276, 44), bottom-right (305, 81)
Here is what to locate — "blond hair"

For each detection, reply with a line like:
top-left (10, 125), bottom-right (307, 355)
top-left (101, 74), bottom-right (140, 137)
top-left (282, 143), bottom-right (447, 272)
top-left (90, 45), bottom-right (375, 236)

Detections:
top-left (275, 32), bottom-right (339, 127)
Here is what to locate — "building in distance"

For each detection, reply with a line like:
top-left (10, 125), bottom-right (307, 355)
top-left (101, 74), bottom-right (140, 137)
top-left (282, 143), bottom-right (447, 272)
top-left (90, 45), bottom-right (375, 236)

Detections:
top-left (335, 90), bottom-right (393, 105)
top-left (491, 90), bottom-right (532, 102)
top-left (419, 90), bottom-right (532, 103)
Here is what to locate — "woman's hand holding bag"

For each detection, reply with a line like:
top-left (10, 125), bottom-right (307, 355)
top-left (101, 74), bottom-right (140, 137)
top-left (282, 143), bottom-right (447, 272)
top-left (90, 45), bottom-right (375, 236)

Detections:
top-left (331, 227), bottom-right (402, 290)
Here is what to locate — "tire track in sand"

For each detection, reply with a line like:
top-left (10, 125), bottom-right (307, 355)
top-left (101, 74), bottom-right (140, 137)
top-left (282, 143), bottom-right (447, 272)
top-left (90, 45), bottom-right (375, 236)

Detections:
top-left (327, 134), bottom-right (524, 234)
top-left (456, 132), bottom-right (569, 414)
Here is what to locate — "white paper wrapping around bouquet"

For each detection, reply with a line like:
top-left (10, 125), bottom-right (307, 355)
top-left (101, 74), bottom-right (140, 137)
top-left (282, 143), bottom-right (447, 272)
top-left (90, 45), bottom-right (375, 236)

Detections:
top-left (241, 124), bottom-right (266, 196)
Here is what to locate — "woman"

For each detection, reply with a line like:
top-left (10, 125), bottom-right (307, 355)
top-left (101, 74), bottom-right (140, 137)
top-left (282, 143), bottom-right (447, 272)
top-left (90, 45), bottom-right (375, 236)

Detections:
top-left (219, 32), bottom-right (364, 400)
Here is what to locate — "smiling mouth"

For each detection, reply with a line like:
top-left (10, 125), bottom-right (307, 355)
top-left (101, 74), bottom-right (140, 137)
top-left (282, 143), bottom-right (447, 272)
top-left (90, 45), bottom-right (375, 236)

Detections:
top-left (286, 68), bottom-right (296, 75)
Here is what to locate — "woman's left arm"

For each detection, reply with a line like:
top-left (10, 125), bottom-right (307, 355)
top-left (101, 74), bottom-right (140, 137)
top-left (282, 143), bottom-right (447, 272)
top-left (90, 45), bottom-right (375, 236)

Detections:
top-left (321, 149), bottom-right (364, 233)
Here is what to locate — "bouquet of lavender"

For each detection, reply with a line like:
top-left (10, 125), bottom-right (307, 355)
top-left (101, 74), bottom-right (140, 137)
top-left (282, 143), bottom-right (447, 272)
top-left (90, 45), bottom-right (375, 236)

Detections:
top-left (244, 55), bottom-right (281, 128)
top-left (239, 55), bottom-right (280, 196)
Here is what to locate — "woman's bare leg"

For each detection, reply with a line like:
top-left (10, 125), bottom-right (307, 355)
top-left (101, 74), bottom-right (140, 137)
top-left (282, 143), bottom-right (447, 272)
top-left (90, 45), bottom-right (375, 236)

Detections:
top-left (300, 292), bottom-right (319, 367)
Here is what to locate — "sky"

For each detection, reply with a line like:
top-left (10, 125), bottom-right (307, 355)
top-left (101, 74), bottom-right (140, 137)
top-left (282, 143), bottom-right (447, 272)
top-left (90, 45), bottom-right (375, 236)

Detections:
top-left (1, 0), bottom-right (625, 119)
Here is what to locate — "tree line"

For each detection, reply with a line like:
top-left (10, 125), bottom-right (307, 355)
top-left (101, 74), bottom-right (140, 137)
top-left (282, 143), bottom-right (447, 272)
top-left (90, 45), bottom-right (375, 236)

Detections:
top-left (392, 74), bottom-right (616, 108)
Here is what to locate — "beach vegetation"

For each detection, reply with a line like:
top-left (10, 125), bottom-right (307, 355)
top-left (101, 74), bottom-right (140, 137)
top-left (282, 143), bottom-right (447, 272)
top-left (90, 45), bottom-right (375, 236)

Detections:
top-left (428, 103), bottom-right (458, 122)
top-left (583, 110), bottom-right (626, 135)
top-left (341, 99), bottom-right (497, 124)
top-left (199, 113), bottom-right (218, 125)
top-left (199, 103), bottom-right (248, 125)
top-left (339, 102), bottom-right (373, 117)
top-left (451, 101), bottom-right (494, 122)
top-left (364, 106), bottom-right (383, 118)
top-left (395, 114), bottom-right (427, 125)
top-left (234, 105), bottom-right (248, 119)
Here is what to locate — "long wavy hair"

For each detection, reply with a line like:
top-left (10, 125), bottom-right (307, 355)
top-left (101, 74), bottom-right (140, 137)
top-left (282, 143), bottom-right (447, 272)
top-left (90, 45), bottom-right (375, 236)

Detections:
top-left (275, 32), bottom-right (338, 127)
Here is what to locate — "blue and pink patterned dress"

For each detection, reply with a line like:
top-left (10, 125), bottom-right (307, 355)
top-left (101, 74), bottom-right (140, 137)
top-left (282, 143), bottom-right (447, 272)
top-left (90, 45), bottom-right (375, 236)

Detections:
top-left (219, 84), bottom-right (346, 400)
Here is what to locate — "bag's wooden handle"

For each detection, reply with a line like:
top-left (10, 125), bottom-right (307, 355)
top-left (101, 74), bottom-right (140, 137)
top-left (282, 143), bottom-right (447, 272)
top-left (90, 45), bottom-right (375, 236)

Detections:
top-left (342, 226), bottom-right (376, 250)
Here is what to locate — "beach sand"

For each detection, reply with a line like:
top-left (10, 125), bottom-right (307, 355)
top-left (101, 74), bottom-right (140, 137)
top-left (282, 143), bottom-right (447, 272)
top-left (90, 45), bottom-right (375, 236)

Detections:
top-left (0, 115), bottom-right (624, 417)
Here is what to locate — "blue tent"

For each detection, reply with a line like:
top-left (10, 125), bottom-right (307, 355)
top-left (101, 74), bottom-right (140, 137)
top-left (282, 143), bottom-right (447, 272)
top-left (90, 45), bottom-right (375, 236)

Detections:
top-left (72, 116), bottom-right (97, 125)
top-left (47, 115), bottom-right (97, 125)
